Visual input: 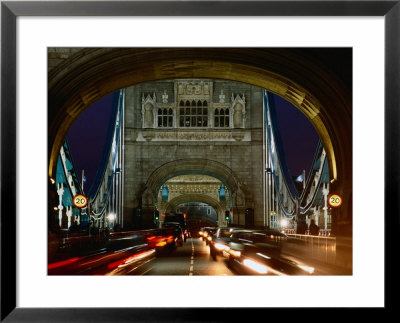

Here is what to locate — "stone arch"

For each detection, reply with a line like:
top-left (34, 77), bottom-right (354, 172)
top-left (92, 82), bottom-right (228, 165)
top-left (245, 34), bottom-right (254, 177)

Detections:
top-left (48, 48), bottom-right (352, 235)
top-left (142, 159), bottom-right (245, 225)
top-left (145, 158), bottom-right (240, 196)
top-left (162, 194), bottom-right (224, 226)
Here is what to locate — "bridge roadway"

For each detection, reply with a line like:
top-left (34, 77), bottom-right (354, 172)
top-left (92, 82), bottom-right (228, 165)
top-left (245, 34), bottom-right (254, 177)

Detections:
top-left (135, 237), bottom-right (234, 276)
top-left (48, 230), bottom-right (350, 275)
top-left (138, 235), bottom-right (351, 276)
top-left (48, 235), bottom-right (234, 275)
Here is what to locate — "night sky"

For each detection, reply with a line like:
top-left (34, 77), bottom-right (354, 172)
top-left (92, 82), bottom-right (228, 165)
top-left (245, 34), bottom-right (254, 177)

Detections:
top-left (66, 93), bottom-right (115, 194)
top-left (66, 91), bottom-right (319, 193)
top-left (271, 94), bottom-right (319, 179)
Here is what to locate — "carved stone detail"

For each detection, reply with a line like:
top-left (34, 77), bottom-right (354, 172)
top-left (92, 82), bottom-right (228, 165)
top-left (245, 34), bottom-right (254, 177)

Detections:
top-left (219, 90), bottom-right (226, 103)
top-left (162, 90), bottom-right (168, 103)
top-left (176, 80), bottom-right (213, 102)
top-left (142, 131), bottom-right (155, 141)
top-left (135, 129), bottom-right (250, 142)
top-left (141, 92), bottom-right (156, 128)
top-left (231, 93), bottom-right (246, 128)
top-left (232, 130), bottom-right (245, 141)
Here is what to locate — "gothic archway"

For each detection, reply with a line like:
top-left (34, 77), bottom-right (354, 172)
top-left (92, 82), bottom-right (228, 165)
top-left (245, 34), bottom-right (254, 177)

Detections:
top-left (142, 159), bottom-right (246, 225)
top-left (163, 194), bottom-right (225, 226)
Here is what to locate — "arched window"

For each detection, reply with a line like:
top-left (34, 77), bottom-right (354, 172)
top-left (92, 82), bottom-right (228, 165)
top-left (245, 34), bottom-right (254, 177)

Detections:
top-left (179, 100), bottom-right (208, 127)
top-left (158, 108), bottom-right (173, 127)
top-left (214, 107), bottom-right (230, 127)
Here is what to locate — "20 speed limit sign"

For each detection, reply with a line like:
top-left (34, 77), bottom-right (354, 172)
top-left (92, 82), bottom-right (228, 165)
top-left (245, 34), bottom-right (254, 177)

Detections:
top-left (73, 194), bottom-right (88, 208)
top-left (328, 194), bottom-right (342, 208)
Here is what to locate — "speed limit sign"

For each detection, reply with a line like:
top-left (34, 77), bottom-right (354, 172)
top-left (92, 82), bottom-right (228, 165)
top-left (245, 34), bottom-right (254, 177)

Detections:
top-left (328, 194), bottom-right (342, 208)
top-left (73, 194), bottom-right (88, 208)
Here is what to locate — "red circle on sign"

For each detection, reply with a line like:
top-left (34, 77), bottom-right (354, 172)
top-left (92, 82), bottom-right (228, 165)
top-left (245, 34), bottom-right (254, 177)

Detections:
top-left (73, 194), bottom-right (88, 208)
top-left (328, 194), bottom-right (342, 208)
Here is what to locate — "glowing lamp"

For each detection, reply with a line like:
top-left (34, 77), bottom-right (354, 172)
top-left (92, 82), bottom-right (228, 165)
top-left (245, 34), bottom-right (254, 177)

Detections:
top-left (107, 213), bottom-right (116, 222)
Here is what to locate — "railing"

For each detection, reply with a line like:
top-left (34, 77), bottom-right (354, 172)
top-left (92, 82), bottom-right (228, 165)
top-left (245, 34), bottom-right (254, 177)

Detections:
top-left (283, 229), bottom-right (331, 236)
top-left (318, 229), bottom-right (331, 237)
top-left (283, 229), bottom-right (295, 235)
top-left (54, 229), bottom-right (109, 252)
top-left (288, 233), bottom-right (336, 245)
top-left (283, 233), bottom-right (337, 267)
top-left (56, 229), bottom-right (71, 250)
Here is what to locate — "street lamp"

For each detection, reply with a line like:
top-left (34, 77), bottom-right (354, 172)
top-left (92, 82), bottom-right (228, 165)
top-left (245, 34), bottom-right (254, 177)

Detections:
top-left (107, 213), bottom-right (116, 222)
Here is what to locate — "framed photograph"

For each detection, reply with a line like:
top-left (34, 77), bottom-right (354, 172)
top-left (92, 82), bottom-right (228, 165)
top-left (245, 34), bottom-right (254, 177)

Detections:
top-left (1, 0), bottom-right (396, 321)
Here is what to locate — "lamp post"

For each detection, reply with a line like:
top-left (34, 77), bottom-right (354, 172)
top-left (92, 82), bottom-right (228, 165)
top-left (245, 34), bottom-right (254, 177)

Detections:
top-left (107, 213), bottom-right (116, 231)
top-left (57, 183), bottom-right (64, 228)
top-left (322, 183), bottom-right (330, 230)
top-left (280, 218), bottom-right (288, 232)
top-left (265, 168), bottom-right (272, 228)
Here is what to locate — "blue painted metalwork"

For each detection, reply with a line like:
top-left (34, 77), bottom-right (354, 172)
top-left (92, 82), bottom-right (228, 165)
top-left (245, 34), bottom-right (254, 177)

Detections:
top-left (89, 91), bottom-right (123, 199)
top-left (55, 139), bottom-right (85, 218)
top-left (264, 90), bottom-right (299, 216)
top-left (87, 89), bottom-right (124, 223)
top-left (56, 158), bottom-right (66, 184)
top-left (264, 90), bottom-right (330, 218)
top-left (264, 90), bottom-right (300, 199)
top-left (162, 185), bottom-right (169, 201)
top-left (219, 185), bottom-right (226, 201)
top-left (299, 140), bottom-right (330, 212)
top-left (154, 169), bottom-right (233, 209)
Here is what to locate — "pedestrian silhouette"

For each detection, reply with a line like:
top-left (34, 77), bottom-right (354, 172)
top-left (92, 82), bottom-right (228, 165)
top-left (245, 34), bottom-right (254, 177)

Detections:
top-left (309, 219), bottom-right (320, 235)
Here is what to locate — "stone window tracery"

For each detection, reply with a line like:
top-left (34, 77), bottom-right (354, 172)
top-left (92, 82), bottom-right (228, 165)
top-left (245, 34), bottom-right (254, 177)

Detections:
top-left (157, 107), bottom-right (173, 127)
top-left (141, 80), bottom-right (246, 130)
top-left (214, 108), bottom-right (230, 127)
top-left (179, 100), bottom-right (208, 127)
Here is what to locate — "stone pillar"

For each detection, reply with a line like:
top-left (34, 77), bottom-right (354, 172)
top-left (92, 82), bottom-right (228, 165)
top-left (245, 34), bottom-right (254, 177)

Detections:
top-left (233, 206), bottom-right (246, 226)
top-left (217, 210), bottom-right (224, 227)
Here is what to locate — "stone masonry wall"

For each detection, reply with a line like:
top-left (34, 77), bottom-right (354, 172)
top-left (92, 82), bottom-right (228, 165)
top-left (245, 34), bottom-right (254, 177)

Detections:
top-left (123, 80), bottom-right (265, 228)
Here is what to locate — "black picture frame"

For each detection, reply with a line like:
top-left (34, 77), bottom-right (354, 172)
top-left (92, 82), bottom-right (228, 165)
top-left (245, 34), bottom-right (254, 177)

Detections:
top-left (1, 1), bottom-right (397, 321)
